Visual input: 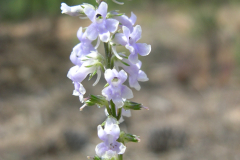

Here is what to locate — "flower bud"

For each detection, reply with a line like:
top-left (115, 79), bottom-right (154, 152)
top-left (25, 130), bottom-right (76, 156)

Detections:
top-left (119, 131), bottom-right (140, 143)
top-left (123, 100), bottom-right (149, 110)
top-left (85, 95), bottom-right (108, 107)
top-left (61, 3), bottom-right (94, 17)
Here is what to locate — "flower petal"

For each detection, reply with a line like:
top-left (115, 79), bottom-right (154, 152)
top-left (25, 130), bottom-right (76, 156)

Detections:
top-left (112, 95), bottom-right (124, 108)
top-left (105, 117), bottom-right (118, 127)
top-left (69, 65), bottom-right (94, 82)
top-left (99, 31), bottom-right (110, 42)
top-left (118, 70), bottom-right (128, 83)
top-left (130, 12), bottom-right (137, 25)
top-left (122, 26), bottom-right (130, 39)
top-left (114, 142), bottom-right (126, 154)
top-left (86, 23), bottom-right (98, 40)
top-left (77, 27), bottom-right (83, 41)
top-left (98, 125), bottom-right (107, 141)
top-left (136, 43), bottom-right (151, 56)
top-left (129, 76), bottom-right (141, 91)
top-left (67, 65), bottom-right (80, 81)
top-left (105, 124), bottom-right (120, 141)
top-left (130, 25), bottom-right (142, 42)
top-left (102, 86), bottom-right (113, 101)
top-left (102, 150), bottom-right (117, 159)
top-left (70, 44), bottom-right (82, 65)
top-left (128, 51), bottom-right (139, 64)
top-left (138, 70), bottom-right (149, 81)
top-left (95, 142), bottom-right (108, 157)
top-left (125, 44), bottom-right (134, 53)
top-left (105, 19), bottom-right (119, 33)
top-left (84, 6), bottom-right (95, 22)
top-left (121, 85), bottom-right (133, 99)
top-left (114, 14), bottom-right (133, 32)
top-left (113, 33), bottom-right (128, 46)
top-left (97, 2), bottom-right (108, 18)
top-left (104, 69), bottom-right (115, 84)
top-left (122, 108), bottom-right (131, 117)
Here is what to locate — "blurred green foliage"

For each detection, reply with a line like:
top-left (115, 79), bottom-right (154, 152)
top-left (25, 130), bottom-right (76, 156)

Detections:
top-left (234, 37), bottom-right (240, 68)
top-left (0, 0), bottom-right (239, 21)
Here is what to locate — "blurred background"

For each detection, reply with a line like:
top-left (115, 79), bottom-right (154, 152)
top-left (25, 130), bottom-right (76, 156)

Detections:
top-left (1, 0), bottom-right (240, 159)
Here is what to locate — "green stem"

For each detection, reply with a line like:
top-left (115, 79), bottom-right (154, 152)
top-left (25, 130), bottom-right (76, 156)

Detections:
top-left (117, 108), bottom-right (122, 121)
top-left (110, 100), bottom-right (117, 118)
top-left (118, 154), bottom-right (123, 160)
top-left (106, 103), bottom-right (112, 116)
top-left (104, 42), bottom-right (111, 69)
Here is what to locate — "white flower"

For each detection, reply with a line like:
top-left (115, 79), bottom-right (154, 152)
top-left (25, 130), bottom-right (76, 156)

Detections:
top-left (60, 3), bottom-right (94, 17)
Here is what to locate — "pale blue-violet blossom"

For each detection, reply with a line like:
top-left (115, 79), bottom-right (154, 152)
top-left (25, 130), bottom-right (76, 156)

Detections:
top-left (72, 82), bottom-right (86, 103)
top-left (67, 51), bottom-right (103, 87)
top-left (111, 11), bottom-right (136, 32)
top-left (84, 2), bottom-right (119, 42)
top-left (60, 3), bottom-right (94, 17)
top-left (115, 55), bottom-right (148, 91)
top-left (95, 117), bottom-right (126, 159)
top-left (102, 69), bottom-right (133, 108)
top-left (70, 27), bottom-right (96, 66)
top-left (113, 25), bottom-right (151, 64)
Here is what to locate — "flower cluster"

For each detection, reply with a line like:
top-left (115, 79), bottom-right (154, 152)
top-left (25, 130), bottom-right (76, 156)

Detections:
top-left (61, 1), bottom-right (151, 159)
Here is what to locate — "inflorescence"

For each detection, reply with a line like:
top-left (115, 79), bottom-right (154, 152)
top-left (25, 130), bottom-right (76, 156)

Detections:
top-left (61, 1), bottom-right (151, 159)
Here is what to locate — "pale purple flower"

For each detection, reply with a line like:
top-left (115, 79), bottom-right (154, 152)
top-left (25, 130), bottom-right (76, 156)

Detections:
top-left (72, 82), bottom-right (86, 103)
top-left (115, 56), bottom-right (148, 91)
top-left (70, 27), bottom-right (96, 66)
top-left (102, 69), bottom-right (133, 108)
top-left (95, 117), bottom-right (126, 159)
top-left (84, 2), bottom-right (119, 42)
top-left (112, 12), bottom-right (136, 32)
top-left (60, 3), bottom-right (94, 17)
top-left (113, 25), bottom-right (151, 64)
top-left (67, 51), bottom-right (102, 86)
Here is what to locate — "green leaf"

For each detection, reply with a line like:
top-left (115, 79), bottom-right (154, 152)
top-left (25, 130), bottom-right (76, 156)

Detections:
top-left (120, 60), bottom-right (130, 66)
top-left (85, 65), bottom-right (94, 68)
top-left (104, 83), bottom-right (109, 88)
top-left (89, 69), bottom-right (97, 80)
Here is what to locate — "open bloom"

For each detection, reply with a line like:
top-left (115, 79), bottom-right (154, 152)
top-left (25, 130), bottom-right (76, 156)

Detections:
top-left (72, 82), bottom-right (86, 103)
top-left (70, 27), bottom-right (96, 66)
top-left (115, 56), bottom-right (148, 91)
top-left (84, 2), bottom-right (119, 42)
top-left (67, 51), bottom-right (103, 86)
top-left (96, 117), bottom-right (126, 159)
top-left (102, 69), bottom-right (133, 108)
top-left (113, 25), bottom-right (151, 64)
top-left (112, 11), bottom-right (136, 32)
top-left (60, 3), bottom-right (94, 17)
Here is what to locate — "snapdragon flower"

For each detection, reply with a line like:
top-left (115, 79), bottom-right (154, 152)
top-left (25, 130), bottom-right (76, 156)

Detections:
top-left (72, 82), bottom-right (86, 103)
top-left (113, 25), bottom-right (151, 64)
top-left (115, 55), bottom-right (148, 91)
top-left (84, 2), bottom-right (119, 42)
top-left (96, 117), bottom-right (126, 159)
top-left (111, 11), bottom-right (136, 32)
top-left (70, 27), bottom-right (96, 66)
top-left (68, 51), bottom-right (103, 86)
top-left (61, 3), bottom-right (94, 17)
top-left (102, 69), bottom-right (133, 108)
